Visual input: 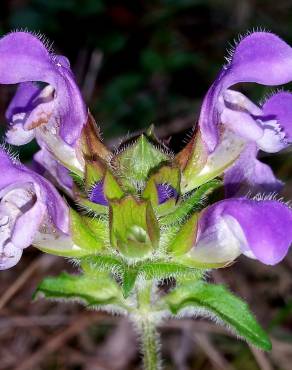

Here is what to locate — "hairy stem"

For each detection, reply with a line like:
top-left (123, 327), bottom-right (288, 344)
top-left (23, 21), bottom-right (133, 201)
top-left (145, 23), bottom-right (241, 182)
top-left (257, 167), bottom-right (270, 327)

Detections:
top-left (140, 318), bottom-right (161, 370)
top-left (135, 281), bottom-right (162, 370)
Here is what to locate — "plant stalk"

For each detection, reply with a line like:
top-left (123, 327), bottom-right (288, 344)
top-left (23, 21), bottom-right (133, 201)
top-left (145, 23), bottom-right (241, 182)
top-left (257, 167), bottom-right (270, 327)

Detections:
top-left (140, 317), bottom-right (161, 370)
top-left (135, 281), bottom-right (162, 370)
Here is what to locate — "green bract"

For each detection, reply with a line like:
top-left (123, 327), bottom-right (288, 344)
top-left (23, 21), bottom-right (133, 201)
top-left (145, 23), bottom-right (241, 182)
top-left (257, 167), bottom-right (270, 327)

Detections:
top-left (110, 195), bottom-right (159, 259)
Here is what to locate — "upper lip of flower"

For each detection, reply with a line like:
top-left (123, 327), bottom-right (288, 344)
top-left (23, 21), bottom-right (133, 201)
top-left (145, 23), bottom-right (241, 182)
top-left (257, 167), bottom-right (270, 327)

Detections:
top-left (199, 31), bottom-right (292, 153)
top-left (0, 31), bottom-right (87, 147)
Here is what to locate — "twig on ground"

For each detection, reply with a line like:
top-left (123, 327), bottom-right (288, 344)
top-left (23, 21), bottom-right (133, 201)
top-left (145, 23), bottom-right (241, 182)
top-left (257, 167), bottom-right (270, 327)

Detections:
top-left (192, 332), bottom-right (235, 370)
top-left (14, 312), bottom-right (108, 370)
top-left (249, 346), bottom-right (273, 370)
top-left (0, 255), bottom-right (56, 311)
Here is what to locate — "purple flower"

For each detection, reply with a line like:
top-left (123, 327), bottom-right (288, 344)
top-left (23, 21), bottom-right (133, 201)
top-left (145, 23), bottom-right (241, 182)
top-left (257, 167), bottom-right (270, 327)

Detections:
top-left (199, 32), bottom-right (292, 153)
top-left (223, 91), bottom-right (292, 195)
top-left (224, 144), bottom-right (283, 197)
top-left (197, 32), bottom-right (292, 195)
top-left (156, 184), bottom-right (178, 204)
top-left (34, 148), bottom-right (73, 197)
top-left (1, 32), bottom-right (87, 173)
top-left (0, 148), bottom-right (70, 269)
top-left (190, 198), bottom-right (292, 265)
top-left (89, 180), bottom-right (108, 206)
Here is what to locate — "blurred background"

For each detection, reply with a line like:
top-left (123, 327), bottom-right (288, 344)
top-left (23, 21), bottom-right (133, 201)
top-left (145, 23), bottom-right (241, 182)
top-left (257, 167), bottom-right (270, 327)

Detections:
top-left (0, 0), bottom-right (292, 369)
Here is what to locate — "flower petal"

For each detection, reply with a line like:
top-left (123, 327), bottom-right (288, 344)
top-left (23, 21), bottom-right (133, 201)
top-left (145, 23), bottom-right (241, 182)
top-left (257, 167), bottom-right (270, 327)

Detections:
top-left (156, 184), bottom-right (178, 204)
top-left (6, 82), bottom-right (41, 121)
top-left (89, 180), bottom-right (108, 206)
top-left (194, 198), bottom-right (292, 265)
top-left (11, 193), bottom-right (47, 249)
top-left (6, 123), bottom-right (36, 145)
top-left (0, 32), bottom-right (87, 145)
top-left (221, 107), bottom-right (263, 141)
top-left (224, 144), bottom-right (283, 197)
top-left (34, 149), bottom-right (73, 196)
top-left (0, 242), bottom-right (22, 270)
top-left (0, 148), bottom-right (69, 234)
top-left (199, 32), bottom-right (292, 151)
top-left (262, 91), bottom-right (292, 142)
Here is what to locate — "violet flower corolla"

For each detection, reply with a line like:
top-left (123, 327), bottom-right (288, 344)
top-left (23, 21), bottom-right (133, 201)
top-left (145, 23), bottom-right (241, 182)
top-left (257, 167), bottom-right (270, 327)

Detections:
top-left (34, 148), bottom-right (73, 197)
top-left (1, 32), bottom-right (87, 175)
top-left (197, 32), bottom-right (292, 195)
top-left (0, 148), bottom-right (78, 270)
top-left (190, 198), bottom-right (292, 266)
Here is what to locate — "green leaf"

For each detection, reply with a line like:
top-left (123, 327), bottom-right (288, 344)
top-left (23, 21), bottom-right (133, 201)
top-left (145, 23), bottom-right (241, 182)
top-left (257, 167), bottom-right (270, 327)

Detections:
top-left (160, 180), bottom-right (221, 226)
top-left (164, 281), bottom-right (272, 351)
top-left (70, 209), bottom-right (104, 252)
top-left (122, 267), bottom-right (139, 298)
top-left (34, 272), bottom-right (124, 307)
